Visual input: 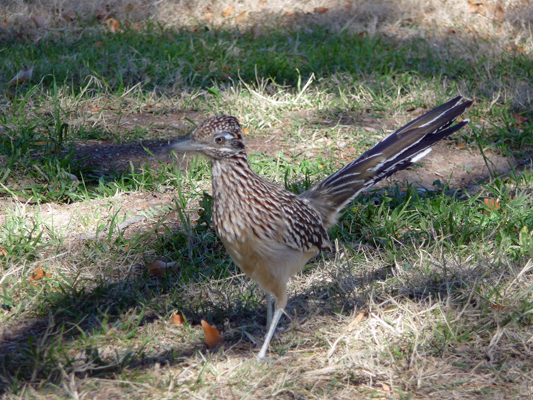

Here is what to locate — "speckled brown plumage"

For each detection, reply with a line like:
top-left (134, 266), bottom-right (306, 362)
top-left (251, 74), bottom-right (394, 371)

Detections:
top-left (165, 96), bottom-right (473, 359)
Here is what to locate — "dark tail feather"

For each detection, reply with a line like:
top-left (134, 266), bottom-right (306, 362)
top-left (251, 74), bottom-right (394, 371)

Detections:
top-left (299, 96), bottom-right (473, 227)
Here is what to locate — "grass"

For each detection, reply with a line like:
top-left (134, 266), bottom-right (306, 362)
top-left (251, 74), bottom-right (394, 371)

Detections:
top-left (1, 1), bottom-right (533, 398)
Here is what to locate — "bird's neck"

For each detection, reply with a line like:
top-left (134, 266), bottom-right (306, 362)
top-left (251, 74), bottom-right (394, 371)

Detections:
top-left (210, 153), bottom-right (255, 192)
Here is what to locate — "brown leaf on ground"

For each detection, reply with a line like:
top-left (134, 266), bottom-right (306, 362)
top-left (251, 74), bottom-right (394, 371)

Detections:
top-left (235, 11), bottom-right (247, 24)
top-left (172, 314), bottom-right (185, 325)
top-left (490, 4), bottom-right (505, 21)
top-left (31, 15), bottom-right (46, 28)
top-left (8, 67), bottom-right (33, 87)
top-left (29, 268), bottom-right (52, 282)
top-left (505, 42), bottom-right (524, 52)
top-left (148, 261), bottom-right (166, 276)
top-left (222, 6), bottom-right (234, 17)
top-left (345, 312), bottom-right (366, 331)
top-left (104, 18), bottom-right (122, 33)
top-left (63, 11), bottom-right (77, 22)
top-left (483, 198), bottom-right (500, 213)
top-left (514, 113), bottom-right (527, 124)
top-left (148, 260), bottom-right (178, 276)
top-left (201, 320), bottom-right (223, 348)
top-left (314, 7), bottom-right (329, 14)
top-left (468, 4), bottom-right (480, 13)
top-left (0, 245), bottom-right (7, 257)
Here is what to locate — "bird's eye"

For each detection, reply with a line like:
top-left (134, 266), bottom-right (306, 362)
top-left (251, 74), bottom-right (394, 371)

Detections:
top-left (215, 137), bottom-right (225, 144)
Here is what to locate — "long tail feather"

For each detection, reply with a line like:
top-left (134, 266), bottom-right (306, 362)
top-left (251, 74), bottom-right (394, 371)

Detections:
top-left (299, 96), bottom-right (473, 228)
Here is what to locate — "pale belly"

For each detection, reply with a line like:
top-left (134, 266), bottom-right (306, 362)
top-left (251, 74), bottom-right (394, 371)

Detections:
top-left (218, 233), bottom-right (315, 308)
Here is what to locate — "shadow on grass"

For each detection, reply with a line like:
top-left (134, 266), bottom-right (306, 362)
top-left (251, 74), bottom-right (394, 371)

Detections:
top-left (0, 219), bottom-right (523, 394)
top-left (1, 3), bottom-right (533, 394)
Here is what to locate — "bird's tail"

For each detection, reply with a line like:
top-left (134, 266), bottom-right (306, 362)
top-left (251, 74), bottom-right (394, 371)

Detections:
top-left (299, 96), bottom-right (473, 228)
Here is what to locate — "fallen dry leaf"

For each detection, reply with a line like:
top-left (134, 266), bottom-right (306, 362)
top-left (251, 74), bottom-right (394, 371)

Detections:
top-left (235, 10), bottom-right (247, 24)
top-left (505, 41), bottom-right (524, 52)
top-left (514, 112), bottom-right (527, 124)
top-left (29, 268), bottom-right (52, 282)
top-left (8, 67), bottom-right (33, 87)
top-left (242, 128), bottom-right (250, 135)
top-left (31, 15), bottom-right (46, 28)
top-left (201, 320), bottom-right (224, 348)
top-left (483, 198), bottom-right (500, 213)
top-left (382, 383), bottom-right (391, 392)
top-left (148, 260), bottom-right (178, 276)
top-left (314, 7), bottom-right (329, 14)
top-left (468, 3), bottom-right (480, 13)
top-left (63, 11), bottom-right (77, 21)
top-left (490, 304), bottom-right (506, 310)
top-left (104, 18), bottom-right (122, 33)
top-left (490, 4), bottom-right (505, 21)
top-left (222, 6), bottom-right (234, 17)
top-left (148, 260), bottom-right (166, 276)
top-left (0, 245), bottom-right (7, 257)
top-left (345, 312), bottom-right (365, 331)
top-left (172, 314), bottom-right (185, 325)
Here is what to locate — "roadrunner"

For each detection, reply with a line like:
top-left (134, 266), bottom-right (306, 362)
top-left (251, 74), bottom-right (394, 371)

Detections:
top-left (165, 96), bottom-right (473, 360)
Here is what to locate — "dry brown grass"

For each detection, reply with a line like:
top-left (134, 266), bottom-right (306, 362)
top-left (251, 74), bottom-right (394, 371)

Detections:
top-left (3, 0), bottom-right (533, 45)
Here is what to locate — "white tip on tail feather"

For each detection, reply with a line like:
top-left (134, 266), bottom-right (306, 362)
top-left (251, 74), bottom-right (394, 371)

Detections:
top-left (410, 148), bottom-right (432, 163)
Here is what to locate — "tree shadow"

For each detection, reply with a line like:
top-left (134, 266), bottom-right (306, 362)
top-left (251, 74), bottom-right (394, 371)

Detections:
top-left (1, 1), bottom-right (533, 395)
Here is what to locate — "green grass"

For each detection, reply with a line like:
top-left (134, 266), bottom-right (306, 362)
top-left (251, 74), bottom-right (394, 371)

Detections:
top-left (1, 10), bottom-right (533, 400)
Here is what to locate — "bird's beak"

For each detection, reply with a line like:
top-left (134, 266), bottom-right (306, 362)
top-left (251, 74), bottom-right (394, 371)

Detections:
top-left (163, 138), bottom-right (206, 154)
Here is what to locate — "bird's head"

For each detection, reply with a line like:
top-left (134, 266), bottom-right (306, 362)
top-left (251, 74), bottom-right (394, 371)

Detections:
top-left (164, 115), bottom-right (246, 160)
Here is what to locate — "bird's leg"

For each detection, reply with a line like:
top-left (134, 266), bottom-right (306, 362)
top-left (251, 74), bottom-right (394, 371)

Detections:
top-left (257, 307), bottom-right (283, 360)
top-left (266, 292), bottom-right (273, 330)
